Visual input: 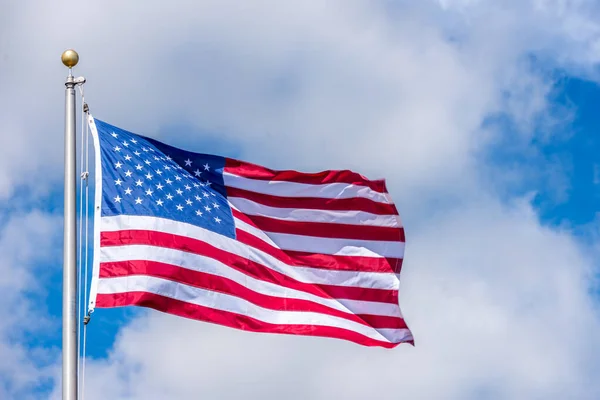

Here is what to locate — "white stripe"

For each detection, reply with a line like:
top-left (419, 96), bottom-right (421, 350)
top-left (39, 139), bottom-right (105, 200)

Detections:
top-left (88, 115), bottom-right (104, 312)
top-left (234, 216), bottom-right (405, 258)
top-left (228, 196), bottom-right (401, 227)
top-left (263, 231), bottom-right (404, 258)
top-left (223, 172), bottom-right (392, 204)
top-left (100, 245), bottom-right (402, 318)
top-left (96, 275), bottom-right (411, 343)
top-left (99, 215), bottom-right (400, 291)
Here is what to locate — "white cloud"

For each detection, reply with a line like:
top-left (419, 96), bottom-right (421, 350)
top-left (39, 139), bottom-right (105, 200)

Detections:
top-left (0, 0), bottom-right (557, 197)
top-left (0, 210), bottom-right (61, 398)
top-left (0, 0), bottom-right (599, 399)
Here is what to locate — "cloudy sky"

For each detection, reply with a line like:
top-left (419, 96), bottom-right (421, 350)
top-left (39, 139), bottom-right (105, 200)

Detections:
top-left (1, 0), bottom-right (600, 398)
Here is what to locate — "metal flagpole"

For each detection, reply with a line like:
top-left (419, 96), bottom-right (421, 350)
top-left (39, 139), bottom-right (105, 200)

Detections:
top-left (61, 49), bottom-right (80, 400)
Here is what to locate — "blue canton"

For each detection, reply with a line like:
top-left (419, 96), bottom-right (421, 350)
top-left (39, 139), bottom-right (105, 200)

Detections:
top-left (93, 118), bottom-right (236, 239)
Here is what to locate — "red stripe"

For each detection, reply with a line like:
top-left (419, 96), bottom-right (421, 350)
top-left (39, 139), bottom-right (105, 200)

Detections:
top-left (100, 260), bottom-right (408, 330)
top-left (278, 250), bottom-right (402, 275)
top-left (235, 228), bottom-right (403, 275)
top-left (95, 292), bottom-right (413, 347)
top-left (231, 209), bottom-right (405, 242)
top-left (101, 230), bottom-right (399, 304)
top-left (226, 187), bottom-right (399, 215)
top-left (225, 158), bottom-right (388, 193)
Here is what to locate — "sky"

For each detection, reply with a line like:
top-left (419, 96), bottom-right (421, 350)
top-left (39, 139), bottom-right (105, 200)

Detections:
top-left (1, 0), bottom-right (600, 399)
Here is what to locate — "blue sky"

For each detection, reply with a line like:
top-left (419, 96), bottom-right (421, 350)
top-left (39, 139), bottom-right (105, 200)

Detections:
top-left (2, 1), bottom-right (600, 399)
top-left (482, 75), bottom-right (600, 227)
top-left (535, 78), bottom-right (600, 226)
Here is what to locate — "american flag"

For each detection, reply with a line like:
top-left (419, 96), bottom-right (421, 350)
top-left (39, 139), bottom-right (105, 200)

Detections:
top-left (88, 116), bottom-right (413, 348)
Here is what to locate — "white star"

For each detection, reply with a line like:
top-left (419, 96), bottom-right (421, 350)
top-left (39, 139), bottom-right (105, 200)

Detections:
top-left (175, 176), bottom-right (182, 181)
top-left (166, 155), bottom-right (172, 161)
top-left (195, 195), bottom-right (201, 201)
top-left (204, 205), bottom-right (211, 212)
top-left (165, 179), bottom-right (173, 185)
top-left (135, 197), bottom-right (143, 205)
top-left (164, 165), bottom-right (171, 170)
top-left (145, 188), bottom-right (153, 196)
top-left (176, 204), bottom-right (184, 211)
top-left (135, 164), bottom-right (143, 171)
top-left (184, 159), bottom-right (192, 166)
top-left (135, 179), bottom-right (143, 187)
top-left (111, 132), bottom-right (118, 138)
top-left (184, 184), bottom-right (191, 191)
top-left (154, 156), bottom-right (160, 161)
top-left (203, 163), bottom-right (210, 171)
top-left (124, 155), bottom-right (132, 161)
top-left (214, 217), bottom-right (221, 223)
top-left (196, 210), bottom-right (203, 216)
top-left (125, 170), bottom-right (133, 177)
top-left (145, 172), bottom-right (153, 180)
top-left (156, 199), bottom-right (164, 206)
top-left (156, 170), bottom-right (163, 175)
top-left (134, 151), bottom-right (141, 156)
top-left (156, 183), bottom-right (164, 190)
top-left (114, 161), bottom-right (122, 169)
top-left (122, 141), bottom-right (129, 147)
top-left (186, 199), bottom-right (193, 206)
top-left (124, 188), bottom-right (132, 195)
top-left (130, 138), bottom-right (137, 144)
top-left (193, 183), bottom-right (199, 188)
top-left (114, 145), bottom-right (121, 152)
top-left (142, 147), bottom-right (149, 152)
top-left (176, 189), bottom-right (183, 195)
top-left (210, 192), bottom-right (216, 197)
top-left (166, 194), bottom-right (174, 200)
top-left (204, 181), bottom-right (211, 187)
top-left (213, 202), bottom-right (220, 209)
top-left (114, 178), bottom-right (123, 186)
top-left (144, 160), bottom-right (151, 165)
top-left (194, 169), bottom-right (202, 177)
top-left (114, 195), bottom-right (122, 203)
top-left (203, 192), bottom-right (209, 198)
top-left (149, 148), bottom-right (155, 152)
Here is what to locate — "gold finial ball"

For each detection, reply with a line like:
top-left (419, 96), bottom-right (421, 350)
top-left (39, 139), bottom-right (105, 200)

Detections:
top-left (61, 49), bottom-right (79, 68)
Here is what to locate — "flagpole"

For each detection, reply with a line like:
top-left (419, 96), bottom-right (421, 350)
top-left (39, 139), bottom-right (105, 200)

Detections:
top-left (61, 49), bottom-right (79, 400)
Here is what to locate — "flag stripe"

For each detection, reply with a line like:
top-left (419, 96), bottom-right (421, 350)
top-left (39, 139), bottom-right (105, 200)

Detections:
top-left (95, 275), bottom-right (410, 343)
top-left (227, 196), bottom-right (401, 227)
top-left (225, 158), bottom-right (388, 193)
top-left (230, 208), bottom-right (405, 242)
top-left (225, 187), bottom-right (399, 215)
top-left (234, 215), bottom-right (405, 258)
top-left (223, 172), bottom-right (392, 204)
top-left (99, 260), bottom-right (408, 329)
top-left (95, 292), bottom-right (410, 348)
top-left (101, 230), bottom-right (399, 305)
top-left (234, 229), bottom-right (402, 274)
top-left (100, 215), bottom-right (401, 290)
top-left (101, 229), bottom-right (403, 273)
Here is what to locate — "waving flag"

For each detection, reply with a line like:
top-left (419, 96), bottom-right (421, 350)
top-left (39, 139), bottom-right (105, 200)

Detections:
top-left (88, 116), bottom-right (413, 348)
